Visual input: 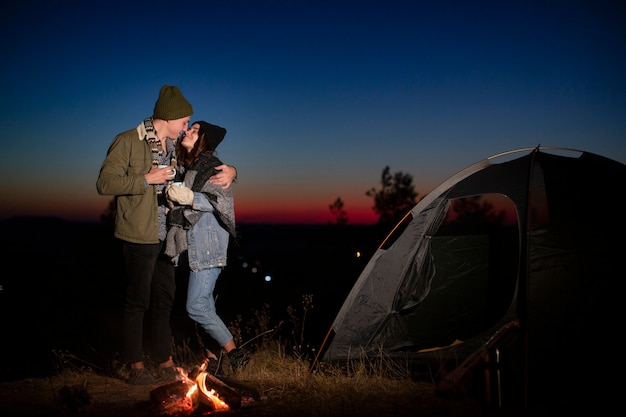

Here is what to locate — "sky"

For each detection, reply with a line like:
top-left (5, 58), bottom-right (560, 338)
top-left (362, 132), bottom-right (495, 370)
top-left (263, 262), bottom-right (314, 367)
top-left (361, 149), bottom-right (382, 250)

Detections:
top-left (0, 0), bottom-right (624, 224)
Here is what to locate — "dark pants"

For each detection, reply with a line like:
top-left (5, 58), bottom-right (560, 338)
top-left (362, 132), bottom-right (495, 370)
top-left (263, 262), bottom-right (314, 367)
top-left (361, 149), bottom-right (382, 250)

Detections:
top-left (121, 241), bottom-right (176, 364)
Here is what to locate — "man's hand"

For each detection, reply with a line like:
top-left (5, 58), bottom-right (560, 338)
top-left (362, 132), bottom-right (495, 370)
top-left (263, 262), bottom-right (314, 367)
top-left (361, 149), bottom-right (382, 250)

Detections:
top-left (166, 184), bottom-right (194, 205)
top-left (210, 165), bottom-right (238, 189)
top-left (145, 165), bottom-right (175, 185)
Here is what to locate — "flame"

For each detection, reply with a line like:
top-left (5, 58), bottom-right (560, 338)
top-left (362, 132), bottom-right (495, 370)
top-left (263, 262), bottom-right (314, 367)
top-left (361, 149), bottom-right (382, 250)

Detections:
top-left (180, 361), bottom-right (230, 412)
top-left (186, 383), bottom-right (197, 399)
top-left (195, 372), bottom-right (230, 411)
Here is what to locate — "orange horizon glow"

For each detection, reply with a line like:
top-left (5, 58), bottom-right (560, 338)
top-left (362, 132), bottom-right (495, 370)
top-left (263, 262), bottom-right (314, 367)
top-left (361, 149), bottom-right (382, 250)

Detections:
top-left (0, 187), bottom-right (527, 227)
top-left (0, 194), bottom-right (380, 225)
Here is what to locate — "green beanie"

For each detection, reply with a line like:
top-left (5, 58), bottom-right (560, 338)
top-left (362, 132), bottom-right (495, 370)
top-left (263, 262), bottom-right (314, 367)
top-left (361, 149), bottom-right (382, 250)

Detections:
top-left (153, 85), bottom-right (193, 120)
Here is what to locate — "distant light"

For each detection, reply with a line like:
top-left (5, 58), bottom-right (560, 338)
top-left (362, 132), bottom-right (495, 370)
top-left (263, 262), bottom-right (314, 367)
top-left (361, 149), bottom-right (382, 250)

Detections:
top-left (242, 261), bottom-right (249, 268)
top-left (251, 267), bottom-right (258, 273)
top-left (264, 275), bottom-right (272, 282)
top-left (355, 251), bottom-right (361, 258)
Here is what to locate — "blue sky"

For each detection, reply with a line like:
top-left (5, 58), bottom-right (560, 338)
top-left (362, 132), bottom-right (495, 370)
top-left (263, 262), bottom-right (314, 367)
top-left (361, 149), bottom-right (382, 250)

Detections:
top-left (1, 0), bottom-right (624, 223)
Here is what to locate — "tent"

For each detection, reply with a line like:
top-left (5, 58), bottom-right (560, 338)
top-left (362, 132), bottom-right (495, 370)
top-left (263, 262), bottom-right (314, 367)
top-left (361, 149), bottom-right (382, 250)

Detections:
top-left (315, 147), bottom-right (625, 411)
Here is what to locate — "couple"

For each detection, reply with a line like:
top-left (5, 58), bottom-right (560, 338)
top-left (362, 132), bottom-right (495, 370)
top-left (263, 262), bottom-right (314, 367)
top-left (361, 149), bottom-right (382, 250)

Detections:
top-left (96, 85), bottom-right (248, 386)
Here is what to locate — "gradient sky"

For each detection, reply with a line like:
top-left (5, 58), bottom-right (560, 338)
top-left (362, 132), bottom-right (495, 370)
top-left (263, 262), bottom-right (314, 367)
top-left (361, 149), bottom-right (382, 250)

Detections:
top-left (1, 0), bottom-right (624, 224)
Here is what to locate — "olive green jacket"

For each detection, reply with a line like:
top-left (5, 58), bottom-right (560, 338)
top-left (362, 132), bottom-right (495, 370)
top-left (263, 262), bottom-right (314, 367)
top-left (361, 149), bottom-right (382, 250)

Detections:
top-left (96, 124), bottom-right (159, 244)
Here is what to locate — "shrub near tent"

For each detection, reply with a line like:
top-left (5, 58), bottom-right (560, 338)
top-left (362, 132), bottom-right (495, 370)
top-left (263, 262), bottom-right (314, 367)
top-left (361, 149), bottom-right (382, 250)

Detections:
top-left (316, 147), bottom-right (626, 412)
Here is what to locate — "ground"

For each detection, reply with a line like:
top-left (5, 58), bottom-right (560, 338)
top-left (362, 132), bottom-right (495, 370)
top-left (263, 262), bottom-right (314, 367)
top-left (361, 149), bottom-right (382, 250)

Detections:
top-left (0, 371), bottom-right (532, 417)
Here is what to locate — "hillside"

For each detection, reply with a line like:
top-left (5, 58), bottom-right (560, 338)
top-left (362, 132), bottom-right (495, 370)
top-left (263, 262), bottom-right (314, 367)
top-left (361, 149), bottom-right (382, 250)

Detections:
top-left (0, 217), bottom-right (382, 381)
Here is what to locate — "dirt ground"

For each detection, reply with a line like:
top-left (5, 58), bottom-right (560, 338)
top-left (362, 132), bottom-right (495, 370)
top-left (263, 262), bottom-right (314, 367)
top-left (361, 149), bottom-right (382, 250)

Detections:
top-left (0, 372), bottom-right (155, 417)
top-left (0, 371), bottom-right (523, 417)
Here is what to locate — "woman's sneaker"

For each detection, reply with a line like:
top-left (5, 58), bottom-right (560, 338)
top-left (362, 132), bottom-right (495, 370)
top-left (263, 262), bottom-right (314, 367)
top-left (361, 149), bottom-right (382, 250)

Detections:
top-left (227, 348), bottom-right (250, 373)
top-left (127, 368), bottom-right (157, 385)
top-left (206, 358), bottom-right (221, 375)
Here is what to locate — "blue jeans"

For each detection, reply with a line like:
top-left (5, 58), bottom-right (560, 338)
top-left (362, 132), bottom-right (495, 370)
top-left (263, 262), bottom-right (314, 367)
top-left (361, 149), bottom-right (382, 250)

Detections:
top-left (122, 241), bottom-right (175, 364)
top-left (186, 267), bottom-right (233, 347)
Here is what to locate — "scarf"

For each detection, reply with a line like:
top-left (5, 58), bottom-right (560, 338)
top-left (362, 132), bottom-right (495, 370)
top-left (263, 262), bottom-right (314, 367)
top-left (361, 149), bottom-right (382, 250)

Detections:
top-left (136, 117), bottom-right (177, 195)
top-left (165, 154), bottom-right (236, 261)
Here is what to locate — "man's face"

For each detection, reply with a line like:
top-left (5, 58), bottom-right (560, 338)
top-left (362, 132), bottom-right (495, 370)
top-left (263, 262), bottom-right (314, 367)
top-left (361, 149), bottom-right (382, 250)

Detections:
top-left (166, 116), bottom-right (191, 140)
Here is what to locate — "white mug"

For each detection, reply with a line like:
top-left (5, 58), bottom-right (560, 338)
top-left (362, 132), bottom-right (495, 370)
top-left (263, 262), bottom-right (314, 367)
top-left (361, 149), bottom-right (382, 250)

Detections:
top-left (172, 182), bottom-right (184, 187)
top-left (158, 164), bottom-right (176, 178)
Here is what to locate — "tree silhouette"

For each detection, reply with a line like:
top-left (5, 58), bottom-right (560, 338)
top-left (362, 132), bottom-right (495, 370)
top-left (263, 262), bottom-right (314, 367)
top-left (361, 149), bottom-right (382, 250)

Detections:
top-left (328, 197), bottom-right (348, 225)
top-left (452, 195), bottom-right (505, 227)
top-left (366, 166), bottom-right (419, 226)
top-left (451, 196), bottom-right (505, 225)
top-left (439, 195), bottom-right (507, 234)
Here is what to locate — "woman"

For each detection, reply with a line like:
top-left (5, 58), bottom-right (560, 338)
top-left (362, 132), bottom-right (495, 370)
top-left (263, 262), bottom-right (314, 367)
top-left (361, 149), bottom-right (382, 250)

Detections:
top-left (164, 121), bottom-right (249, 373)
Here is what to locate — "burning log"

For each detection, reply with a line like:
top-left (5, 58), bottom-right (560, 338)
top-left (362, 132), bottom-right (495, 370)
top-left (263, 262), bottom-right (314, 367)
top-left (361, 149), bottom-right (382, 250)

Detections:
top-left (149, 380), bottom-right (198, 417)
top-left (198, 372), bottom-right (242, 409)
top-left (149, 361), bottom-right (259, 416)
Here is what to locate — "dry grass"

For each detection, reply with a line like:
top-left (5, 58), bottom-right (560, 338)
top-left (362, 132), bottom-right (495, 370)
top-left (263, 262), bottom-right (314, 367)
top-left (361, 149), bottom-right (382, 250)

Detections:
top-left (0, 345), bottom-right (499, 417)
top-left (0, 296), bottom-right (522, 416)
top-left (232, 344), bottom-right (492, 417)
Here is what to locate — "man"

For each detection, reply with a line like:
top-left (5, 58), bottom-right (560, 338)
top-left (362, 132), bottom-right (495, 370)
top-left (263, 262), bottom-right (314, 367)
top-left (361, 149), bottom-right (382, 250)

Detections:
top-left (96, 85), bottom-right (237, 385)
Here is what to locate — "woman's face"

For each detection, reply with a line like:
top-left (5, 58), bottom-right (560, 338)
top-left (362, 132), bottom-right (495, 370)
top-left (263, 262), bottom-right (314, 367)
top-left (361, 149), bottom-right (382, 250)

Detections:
top-left (181, 123), bottom-right (200, 151)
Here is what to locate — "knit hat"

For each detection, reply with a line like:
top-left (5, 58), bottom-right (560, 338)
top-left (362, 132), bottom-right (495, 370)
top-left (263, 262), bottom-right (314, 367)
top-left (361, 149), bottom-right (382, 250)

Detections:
top-left (196, 121), bottom-right (227, 150)
top-left (153, 85), bottom-right (193, 120)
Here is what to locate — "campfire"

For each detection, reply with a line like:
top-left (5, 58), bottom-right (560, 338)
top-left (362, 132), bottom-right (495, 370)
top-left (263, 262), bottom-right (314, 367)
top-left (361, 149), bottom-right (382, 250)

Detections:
top-left (149, 359), bottom-right (255, 416)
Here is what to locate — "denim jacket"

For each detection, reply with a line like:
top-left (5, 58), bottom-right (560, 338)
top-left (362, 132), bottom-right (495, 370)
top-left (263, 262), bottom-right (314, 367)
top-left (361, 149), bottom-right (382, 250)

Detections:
top-left (186, 191), bottom-right (230, 272)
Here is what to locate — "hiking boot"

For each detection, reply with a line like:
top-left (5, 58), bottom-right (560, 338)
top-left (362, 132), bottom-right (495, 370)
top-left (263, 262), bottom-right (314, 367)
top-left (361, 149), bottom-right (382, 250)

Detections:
top-left (159, 366), bottom-right (180, 383)
top-left (206, 358), bottom-right (222, 375)
top-left (227, 348), bottom-right (250, 373)
top-left (127, 368), bottom-right (157, 386)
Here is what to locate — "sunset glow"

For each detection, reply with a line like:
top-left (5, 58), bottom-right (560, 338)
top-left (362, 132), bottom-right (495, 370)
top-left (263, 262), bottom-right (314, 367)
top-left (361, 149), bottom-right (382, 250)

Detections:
top-left (1, 2), bottom-right (624, 224)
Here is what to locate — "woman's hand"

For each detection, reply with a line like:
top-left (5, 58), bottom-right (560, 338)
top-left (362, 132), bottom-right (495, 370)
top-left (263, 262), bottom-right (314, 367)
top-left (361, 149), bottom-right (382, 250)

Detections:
top-left (166, 184), bottom-right (194, 205)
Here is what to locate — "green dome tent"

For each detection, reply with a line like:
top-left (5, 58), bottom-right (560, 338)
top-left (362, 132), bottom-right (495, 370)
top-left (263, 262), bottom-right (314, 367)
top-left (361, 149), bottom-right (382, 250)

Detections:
top-left (315, 147), bottom-right (625, 412)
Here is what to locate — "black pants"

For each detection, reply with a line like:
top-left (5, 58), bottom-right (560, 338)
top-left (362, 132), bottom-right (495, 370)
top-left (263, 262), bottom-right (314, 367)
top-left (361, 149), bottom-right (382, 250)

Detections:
top-left (121, 241), bottom-right (176, 364)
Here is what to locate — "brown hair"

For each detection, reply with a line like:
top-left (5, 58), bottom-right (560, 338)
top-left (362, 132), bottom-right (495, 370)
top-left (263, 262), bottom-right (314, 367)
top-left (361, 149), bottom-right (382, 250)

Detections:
top-left (175, 125), bottom-right (216, 168)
